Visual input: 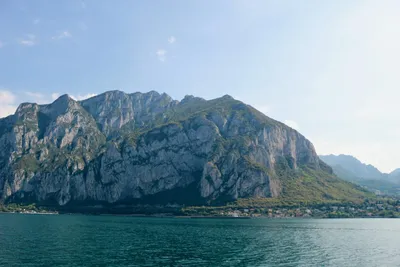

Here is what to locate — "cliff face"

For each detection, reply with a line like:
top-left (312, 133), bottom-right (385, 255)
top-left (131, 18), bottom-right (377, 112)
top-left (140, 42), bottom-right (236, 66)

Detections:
top-left (0, 90), bottom-right (363, 207)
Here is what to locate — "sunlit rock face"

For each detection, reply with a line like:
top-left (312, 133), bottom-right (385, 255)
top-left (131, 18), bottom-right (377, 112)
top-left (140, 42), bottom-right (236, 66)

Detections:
top-left (0, 90), bottom-right (327, 206)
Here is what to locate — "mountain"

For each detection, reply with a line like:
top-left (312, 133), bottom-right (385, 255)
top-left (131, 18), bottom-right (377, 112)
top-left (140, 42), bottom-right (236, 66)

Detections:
top-left (319, 154), bottom-right (400, 195)
top-left (319, 155), bottom-right (384, 180)
top-left (0, 90), bottom-right (370, 209)
top-left (388, 168), bottom-right (400, 184)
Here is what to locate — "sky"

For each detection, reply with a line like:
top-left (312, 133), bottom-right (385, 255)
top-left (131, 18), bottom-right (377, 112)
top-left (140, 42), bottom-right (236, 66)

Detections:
top-left (1, 0), bottom-right (400, 172)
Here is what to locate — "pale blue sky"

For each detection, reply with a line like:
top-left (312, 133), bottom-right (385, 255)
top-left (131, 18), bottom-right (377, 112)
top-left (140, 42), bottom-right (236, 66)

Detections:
top-left (1, 0), bottom-right (400, 172)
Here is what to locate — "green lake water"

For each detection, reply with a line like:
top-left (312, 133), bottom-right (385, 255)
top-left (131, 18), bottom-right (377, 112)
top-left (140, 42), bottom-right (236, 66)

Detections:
top-left (0, 214), bottom-right (399, 266)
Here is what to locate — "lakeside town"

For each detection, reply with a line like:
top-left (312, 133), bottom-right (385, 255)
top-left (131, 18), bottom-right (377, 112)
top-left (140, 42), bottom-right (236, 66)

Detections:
top-left (212, 204), bottom-right (400, 218)
top-left (0, 204), bottom-right (59, 215)
top-left (181, 197), bottom-right (400, 218)
top-left (2, 197), bottom-right (400, 218)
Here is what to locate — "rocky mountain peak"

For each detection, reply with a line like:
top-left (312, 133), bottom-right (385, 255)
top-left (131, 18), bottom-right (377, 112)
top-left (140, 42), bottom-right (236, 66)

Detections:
top-left (15, 103), bottom-right (39, 121)
top-left (0, 90), bottom-right (369, 207)
top-left (221, 94), bottom-right (234, 100)
top-left (180, 95), bottom-right (206, 104)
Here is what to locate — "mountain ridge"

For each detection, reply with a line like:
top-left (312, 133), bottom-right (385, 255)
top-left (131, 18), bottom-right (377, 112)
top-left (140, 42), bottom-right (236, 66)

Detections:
top-left (319, 154), bottom-right (384, 179)
top-left (0, 90), bottom-right (370, 208)
top-left (319, 154), bottom-right (400, 195)
top-left (320, 154), bottom-right (400, 177)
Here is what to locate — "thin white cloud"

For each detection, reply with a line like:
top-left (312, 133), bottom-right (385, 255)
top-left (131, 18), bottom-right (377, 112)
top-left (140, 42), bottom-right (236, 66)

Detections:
top-left (25, 92), bottom-right (44, 98)
top-left (81, 1), bottom-right (86, 8)
top-left (0, 41), bottom-right (3, 48)
top-left (20, 40), bottom-right (35, 46)
top-left (156, 49), bottom-right (167, 62)
top-left (284, 120), bottom-right (299, 131)
top-left (168, 36), bottom-right (176, 44)
top-left (0, 91), bottom-right (96, 118)
top-left (24, 91), bottom-right (48, 104)
top-left (0, 105), bottom-right (16, 118)
top-left (70, 93), bottom-right (97, 101)
top-left (19, 34), bottom-right (36, 46)
top-left (51, 93), bottom-right (60, 101)
top-left (53, 92), bottom-right (96, 101)
top-left (33, 19), bottom-right (40, 25)
top-left (0, 90), bottom-right (16, 104)
top-left (52, 31), bottom-right (72, 40)
top-left (0, 90), bottom-right (17, 118)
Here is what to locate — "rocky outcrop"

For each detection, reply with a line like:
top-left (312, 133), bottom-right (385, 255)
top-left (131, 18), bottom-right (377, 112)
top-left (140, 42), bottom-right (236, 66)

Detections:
top-left (0, 90), bottom-right (357, 207)
top-left (81, 90), bottom-right (178, 136)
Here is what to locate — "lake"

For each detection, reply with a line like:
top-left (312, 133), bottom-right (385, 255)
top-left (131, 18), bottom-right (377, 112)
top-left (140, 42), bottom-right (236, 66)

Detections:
top-left (0, 214), bottom-right (399, 266)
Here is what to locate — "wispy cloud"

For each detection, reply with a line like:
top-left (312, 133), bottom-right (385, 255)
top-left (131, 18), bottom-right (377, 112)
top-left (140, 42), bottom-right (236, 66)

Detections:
top-left (52, 92), bottom-right (96, 101)
top-left (70, 93), bottom-right (97, 101)
top-left (19, 34), bottom-right (36, 46)
top-left (51, 93), bottom-right (60, 101)
top-left (52, 31), bottom-right (72, 40)
top-left (81, 1), bottom-right (86, 9)
top-left (25, 92), bottom-right (44, 98)
top-left (0, 90), bottom-right (16, 105)
top-left (0, 41), bottom-right (3, 48)
top-left (168, 36), bottom-right (176, 44)
top-left (0, 90), bottom-right (17, 118)
top-left (25, 91), bottom-right (47, 104)
top-left (156, 49), bottom-right (167, 62)
top-left (33, 18), bottom-right (40, 25)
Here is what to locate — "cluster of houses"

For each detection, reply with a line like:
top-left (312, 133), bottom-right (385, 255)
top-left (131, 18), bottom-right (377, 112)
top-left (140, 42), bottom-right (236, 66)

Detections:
top-left (219, 200), bottom-right (400, 218)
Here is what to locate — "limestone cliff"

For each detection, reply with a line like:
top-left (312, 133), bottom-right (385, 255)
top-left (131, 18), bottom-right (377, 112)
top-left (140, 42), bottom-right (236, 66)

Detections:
top-left (0, 90), bottom-right (367, 207)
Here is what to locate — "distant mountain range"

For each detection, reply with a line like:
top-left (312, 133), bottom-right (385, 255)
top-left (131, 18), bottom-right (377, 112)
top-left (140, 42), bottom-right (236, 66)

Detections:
top-left (319, 154), bottom-right (400, 195)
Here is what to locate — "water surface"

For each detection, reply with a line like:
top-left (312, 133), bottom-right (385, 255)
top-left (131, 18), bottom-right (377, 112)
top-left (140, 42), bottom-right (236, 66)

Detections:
top-left (0, 214), bottom-right (399, 266)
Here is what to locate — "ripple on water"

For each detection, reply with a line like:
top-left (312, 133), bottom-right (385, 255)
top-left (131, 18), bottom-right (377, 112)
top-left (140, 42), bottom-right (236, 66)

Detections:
top-left (0, 215), bottom-right (400, 266)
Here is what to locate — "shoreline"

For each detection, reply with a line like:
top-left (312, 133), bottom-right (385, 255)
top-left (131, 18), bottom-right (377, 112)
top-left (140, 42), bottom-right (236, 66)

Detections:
top-left (2, 197), bottom-right (400, 219)
top-left (0, 211), bottom-right (397, 219)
